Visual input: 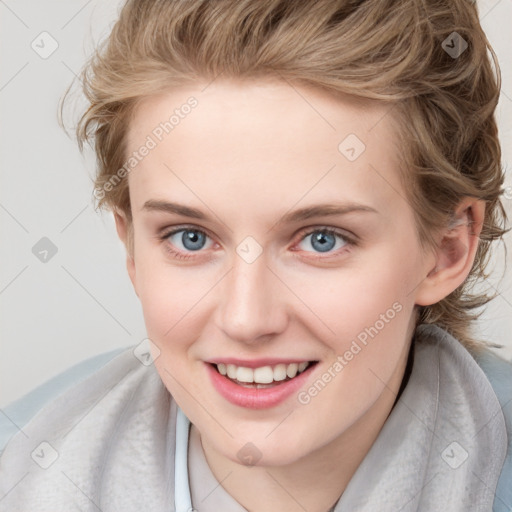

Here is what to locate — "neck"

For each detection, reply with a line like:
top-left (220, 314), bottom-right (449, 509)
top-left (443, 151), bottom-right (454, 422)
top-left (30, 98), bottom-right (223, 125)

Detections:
top-left (195, 341), bottom-right (411, 512)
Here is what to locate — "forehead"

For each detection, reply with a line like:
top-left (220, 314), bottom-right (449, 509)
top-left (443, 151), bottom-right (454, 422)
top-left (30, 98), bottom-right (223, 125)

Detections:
top-left (126, 79), bottom-right (406, 222)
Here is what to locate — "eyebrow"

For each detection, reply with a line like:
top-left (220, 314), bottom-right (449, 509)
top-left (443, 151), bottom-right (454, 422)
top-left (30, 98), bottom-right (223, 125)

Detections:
top-left (143, 199), bottom-right (209, 219)
top-left (276, 203), bottom-right (378, 225)
top-left (142, 199), bottom-right (378, 224)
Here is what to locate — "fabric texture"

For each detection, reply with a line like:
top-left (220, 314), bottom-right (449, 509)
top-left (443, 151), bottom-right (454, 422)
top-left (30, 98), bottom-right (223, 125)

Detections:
top-left (472, 347), bottom-right (512, 511)
top-left (0, 348), bottom-right (126, 455)
top-left (0, 324), bottom-right (510, 511)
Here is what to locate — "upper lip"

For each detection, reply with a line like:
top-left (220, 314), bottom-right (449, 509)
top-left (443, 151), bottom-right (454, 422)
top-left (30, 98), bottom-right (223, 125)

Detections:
top-left (205, 358), bottom-right (316, 368)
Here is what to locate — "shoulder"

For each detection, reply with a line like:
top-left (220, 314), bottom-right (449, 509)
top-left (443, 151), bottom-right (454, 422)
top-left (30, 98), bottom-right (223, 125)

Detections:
top-left (472, 346), bottom-right (512, 399)
top-left (0, 345), bottom-right (138, 454)
top-left (0, 344), bottom-right (175, 510)
top-left (415, 324), bottom-right (512, 510)
top-left (470, 345), bottom-right (512, 430)
top-left (471, 345), bottom-right (512, 433)
top-left (472, 346), bottom-right (512, 512)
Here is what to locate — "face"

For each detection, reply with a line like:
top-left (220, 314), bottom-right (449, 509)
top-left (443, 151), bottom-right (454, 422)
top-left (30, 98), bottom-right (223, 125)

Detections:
top-left (121, 79), bottom-right (435, 467)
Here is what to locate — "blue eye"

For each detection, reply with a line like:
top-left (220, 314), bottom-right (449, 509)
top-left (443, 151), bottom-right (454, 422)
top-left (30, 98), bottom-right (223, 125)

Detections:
top-left (161, 226), bottom-right (353, 261)
top-left (166, 228), bottom-right (213, 252)
top-left (297, 229), bottom-right (348, 253)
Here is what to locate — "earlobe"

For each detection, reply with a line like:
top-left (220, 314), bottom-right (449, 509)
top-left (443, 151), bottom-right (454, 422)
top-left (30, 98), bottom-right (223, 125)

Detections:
top-left (113, 210), bottom-right (138, 296)
top-left (415, 199), bottom-right (485, 306)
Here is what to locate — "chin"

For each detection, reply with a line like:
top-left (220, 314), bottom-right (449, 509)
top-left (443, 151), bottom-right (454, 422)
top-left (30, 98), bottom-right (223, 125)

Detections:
top-left (218, 432), bottom-right (311, 468)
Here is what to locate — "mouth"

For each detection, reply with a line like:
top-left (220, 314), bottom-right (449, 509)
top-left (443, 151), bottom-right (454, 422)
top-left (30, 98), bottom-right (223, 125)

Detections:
top-left (211, 361), bottom-right (318, 389)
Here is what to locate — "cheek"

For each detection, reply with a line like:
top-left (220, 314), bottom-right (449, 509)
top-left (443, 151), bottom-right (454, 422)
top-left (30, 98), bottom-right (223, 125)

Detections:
top-left (293, 276), bottom-right (414, 434)
top-left (290, 253), bottom-right (417, 345)
top-left (137, 271), bottom-right (211, 345)
top-left (286, 250), bottom-right (419, 407)
top-left (134, 260), bottom-right (214, 402)
top-left (132, 243), bottom-right (211, 345)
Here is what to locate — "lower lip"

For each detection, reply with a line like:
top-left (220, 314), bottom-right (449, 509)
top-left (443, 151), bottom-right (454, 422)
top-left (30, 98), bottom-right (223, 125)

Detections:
top-left (206, 363), bottom-right (314, 409)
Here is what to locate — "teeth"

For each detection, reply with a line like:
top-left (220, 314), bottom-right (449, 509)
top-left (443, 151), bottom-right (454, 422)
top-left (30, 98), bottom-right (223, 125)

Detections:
top-left (286, 363), bottom-right (298, 379)
top-left (236, 366), bottom-right (254, 383)
top-left (227, 364), bottom-right (237, 379)
top-left (216, 361), bottom-right (311, 384)
top-left (253, 366), bottom-right (274, 384)
top-left (273, 364), bottom-right (287, 381)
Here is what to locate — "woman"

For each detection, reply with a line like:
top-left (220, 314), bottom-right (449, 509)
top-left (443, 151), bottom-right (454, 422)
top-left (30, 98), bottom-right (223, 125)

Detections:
top-left (1, 1), bottom-right (511, 510)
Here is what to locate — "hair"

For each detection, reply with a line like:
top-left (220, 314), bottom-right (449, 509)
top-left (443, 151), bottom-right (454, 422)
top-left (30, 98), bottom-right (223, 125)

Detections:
top-left (61, 0), bottom-right (509, 351)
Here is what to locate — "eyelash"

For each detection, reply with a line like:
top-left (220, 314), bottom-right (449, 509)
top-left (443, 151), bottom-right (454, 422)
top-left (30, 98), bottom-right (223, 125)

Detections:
top-left (158, 225), bottom-right (357, 261)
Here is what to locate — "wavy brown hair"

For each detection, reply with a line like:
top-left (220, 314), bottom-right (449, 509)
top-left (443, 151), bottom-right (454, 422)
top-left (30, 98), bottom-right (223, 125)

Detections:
top-left (61, 0), bottom-right (509, 351)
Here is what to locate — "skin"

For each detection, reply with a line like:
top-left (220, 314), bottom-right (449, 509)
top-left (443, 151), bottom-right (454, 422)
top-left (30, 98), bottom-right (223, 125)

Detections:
top-left (115, 78), bottom-right (484, 512)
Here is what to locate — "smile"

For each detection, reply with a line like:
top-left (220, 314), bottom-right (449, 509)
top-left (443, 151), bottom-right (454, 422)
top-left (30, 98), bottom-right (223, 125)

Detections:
top-left (215, 361), bottom-right (312, 388)
top-left (206, 359), bottom-right (318, 409)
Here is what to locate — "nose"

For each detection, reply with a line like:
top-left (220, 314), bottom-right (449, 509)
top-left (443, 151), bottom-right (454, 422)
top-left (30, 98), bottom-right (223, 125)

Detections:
top-left (214, 252), bottom-right (288, 344)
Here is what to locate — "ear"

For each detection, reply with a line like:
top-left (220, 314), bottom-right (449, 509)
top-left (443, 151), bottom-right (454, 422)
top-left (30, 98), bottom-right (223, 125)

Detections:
top-left (113, 210), bottom-right (138, 296)
top-left (415, 198), bottom-right (485, 306)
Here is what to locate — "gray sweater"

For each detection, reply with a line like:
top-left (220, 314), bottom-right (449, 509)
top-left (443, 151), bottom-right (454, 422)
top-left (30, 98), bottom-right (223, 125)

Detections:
top-left (0, 324), bottom-right (511, 511)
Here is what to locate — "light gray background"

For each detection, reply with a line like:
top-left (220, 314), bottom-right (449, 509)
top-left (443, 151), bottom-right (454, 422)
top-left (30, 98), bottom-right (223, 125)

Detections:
top-left (1, 0), bottom-right (511, 407)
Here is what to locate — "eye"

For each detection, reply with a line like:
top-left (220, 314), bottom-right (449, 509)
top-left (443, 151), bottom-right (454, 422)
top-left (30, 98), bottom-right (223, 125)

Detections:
top-left (163, 227), bottom-right (214, 253)
top-left (296, 228), bottom-right (350, 254)
top-left (159, 225), bottom-right (354, 261)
